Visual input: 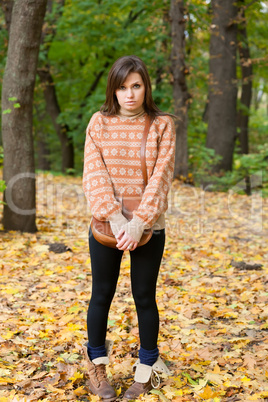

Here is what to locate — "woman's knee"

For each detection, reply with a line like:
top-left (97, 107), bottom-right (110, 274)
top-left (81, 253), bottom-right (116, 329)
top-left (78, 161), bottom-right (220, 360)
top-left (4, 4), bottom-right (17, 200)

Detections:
top-left (91, 284), bottom-right (116, 306)
top-left (132, 288), bottom-right (156, 310)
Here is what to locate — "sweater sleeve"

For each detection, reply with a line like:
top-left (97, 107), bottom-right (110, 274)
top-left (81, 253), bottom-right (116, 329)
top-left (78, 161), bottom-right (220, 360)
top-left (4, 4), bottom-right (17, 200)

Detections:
top-left (133, 116), bottom-right (176, 228)
top-left (82, 112), bottom-right (121, 221)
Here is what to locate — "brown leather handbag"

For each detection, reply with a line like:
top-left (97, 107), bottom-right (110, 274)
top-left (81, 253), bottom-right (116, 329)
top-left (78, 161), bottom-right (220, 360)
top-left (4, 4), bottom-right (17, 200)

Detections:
top-left (90, 115), bottom-right (153, 249)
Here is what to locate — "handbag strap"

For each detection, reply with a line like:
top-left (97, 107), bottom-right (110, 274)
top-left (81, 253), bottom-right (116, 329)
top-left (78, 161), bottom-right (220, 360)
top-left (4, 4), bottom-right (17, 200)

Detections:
top-left (140, 115), bottom-right (153, 188)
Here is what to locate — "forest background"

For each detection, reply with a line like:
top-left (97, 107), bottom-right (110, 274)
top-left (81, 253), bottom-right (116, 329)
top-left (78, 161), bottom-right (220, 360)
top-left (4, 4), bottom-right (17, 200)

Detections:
top-left (0, 0), bottom-right (267, 223)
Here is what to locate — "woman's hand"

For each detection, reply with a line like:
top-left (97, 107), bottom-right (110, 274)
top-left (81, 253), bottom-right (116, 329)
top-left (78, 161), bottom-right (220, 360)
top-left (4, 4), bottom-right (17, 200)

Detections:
top-left (116, 229), bottom-right (138, 251)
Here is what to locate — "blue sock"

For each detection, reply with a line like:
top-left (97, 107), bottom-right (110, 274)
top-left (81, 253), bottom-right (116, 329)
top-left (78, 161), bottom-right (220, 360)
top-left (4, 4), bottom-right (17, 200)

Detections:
top-left (87, 343), bottom-right (107, 360)
top-left (139, 346), bottom-right (159, 366)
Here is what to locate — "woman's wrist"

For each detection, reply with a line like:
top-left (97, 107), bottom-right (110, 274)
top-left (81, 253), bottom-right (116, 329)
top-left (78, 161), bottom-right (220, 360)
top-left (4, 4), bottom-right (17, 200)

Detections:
top-left (121, 215), bottom-right (146, 243)
top-left (109, 212), bottom-right (129, 236)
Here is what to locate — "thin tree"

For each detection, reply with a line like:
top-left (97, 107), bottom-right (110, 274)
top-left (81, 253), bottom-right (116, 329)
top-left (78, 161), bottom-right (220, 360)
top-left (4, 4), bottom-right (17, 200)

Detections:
top-left (1, 0), bottom-right (47, 232)
top-left (206, 0), bottom-right (238, 172)
top-left (170, 0), bottom-right (190, 178)
top-left (237, 0), bottom-right (253, 155)
top-left (37, 0), bottom-right (75, 173)
top-left (0, 0), bottom-right (14, 34)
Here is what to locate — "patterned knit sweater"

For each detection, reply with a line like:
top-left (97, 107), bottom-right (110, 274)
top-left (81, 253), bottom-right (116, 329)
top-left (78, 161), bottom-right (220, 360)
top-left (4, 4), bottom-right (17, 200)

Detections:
top-left (83, 111), bottom-right (176, 240)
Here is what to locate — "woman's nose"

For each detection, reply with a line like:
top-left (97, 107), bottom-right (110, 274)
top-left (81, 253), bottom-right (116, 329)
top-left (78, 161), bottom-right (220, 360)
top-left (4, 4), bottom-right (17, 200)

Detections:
top-left (126, 88), bottom-right (134, 98)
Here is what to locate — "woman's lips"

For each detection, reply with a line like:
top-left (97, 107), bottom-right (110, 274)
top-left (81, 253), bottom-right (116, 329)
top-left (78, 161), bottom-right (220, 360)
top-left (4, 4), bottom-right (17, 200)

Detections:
top-left (125, 101), bottom-right (135, 104)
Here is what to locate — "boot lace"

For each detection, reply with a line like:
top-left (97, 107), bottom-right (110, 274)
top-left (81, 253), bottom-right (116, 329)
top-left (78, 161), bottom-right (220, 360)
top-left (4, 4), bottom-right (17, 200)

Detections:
top-left (151, 370), bottom-right (160, 389)
top-left (90, 364), bottom-right (107, 387)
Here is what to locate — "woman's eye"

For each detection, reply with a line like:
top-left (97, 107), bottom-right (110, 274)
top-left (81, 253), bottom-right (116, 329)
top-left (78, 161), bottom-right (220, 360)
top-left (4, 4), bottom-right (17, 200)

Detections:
top-left (134, 84), bottom-right (140, 88)
top-left (119, 86), bottom-right (126, 90)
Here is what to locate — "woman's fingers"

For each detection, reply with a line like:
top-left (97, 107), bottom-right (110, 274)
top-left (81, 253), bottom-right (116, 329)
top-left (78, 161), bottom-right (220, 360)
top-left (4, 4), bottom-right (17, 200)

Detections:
top-left (116, 232), bottom-right (138, 251)
top-left (116, 229), bottom-right (125, 240)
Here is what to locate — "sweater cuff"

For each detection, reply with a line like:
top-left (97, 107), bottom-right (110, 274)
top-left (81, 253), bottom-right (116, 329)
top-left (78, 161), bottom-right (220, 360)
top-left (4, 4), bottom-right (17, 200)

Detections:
top-left (108, 212), bottom-right (129, 236)
top-left (122, 215), bottom-right (146, 243)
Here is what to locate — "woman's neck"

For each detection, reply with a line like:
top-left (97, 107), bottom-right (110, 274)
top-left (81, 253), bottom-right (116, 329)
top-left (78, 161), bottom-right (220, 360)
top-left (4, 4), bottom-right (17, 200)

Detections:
top-left (117, 106), bottom-right (145, 119)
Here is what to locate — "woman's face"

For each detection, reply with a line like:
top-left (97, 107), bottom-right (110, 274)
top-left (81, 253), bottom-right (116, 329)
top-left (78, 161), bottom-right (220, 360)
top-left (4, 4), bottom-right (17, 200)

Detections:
top-left (115, 72), bottom-right (145, 112)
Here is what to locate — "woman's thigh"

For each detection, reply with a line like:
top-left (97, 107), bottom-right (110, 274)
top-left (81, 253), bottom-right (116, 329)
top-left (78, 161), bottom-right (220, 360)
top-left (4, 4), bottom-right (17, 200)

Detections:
top-left (89, 228), bottom-right (124, 298)
top-left (130, 230), bottom-right (165, 302)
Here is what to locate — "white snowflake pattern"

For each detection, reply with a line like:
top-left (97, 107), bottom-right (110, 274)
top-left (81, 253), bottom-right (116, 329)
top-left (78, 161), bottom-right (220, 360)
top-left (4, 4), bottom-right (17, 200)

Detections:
top-left (129, 132), bottom-right (135, 139)
top-left (127, 187), bottom-right (134, 194)
top-left (112, 132), bottom-right (118, 139)
top-left (120, 168), bottom-right (126, 175)
top-left (120, 149), bottom-right (127, 156)
top-left (120, 132), bottom-right (127, 139)
top-left (96, 161), bottom-right (101, 168)
top-left (128, 169), bottom-right (134, 176)
top-left (111, 148), bottom-right (118, 156)
top-left (111, 118), bottom-right (118, 123)
top-left (92, 179), bottom-right (98, 187)
top-left (128, 150), bottom-right (135, 157)
top-left (100, 178), bottom-right (106, 184)
top-left (136, 169), bottom-right (142, 176)
top-left (103, 149), bottom-right (109, 156)
top-left (111, 168), bottom-right (118, 175)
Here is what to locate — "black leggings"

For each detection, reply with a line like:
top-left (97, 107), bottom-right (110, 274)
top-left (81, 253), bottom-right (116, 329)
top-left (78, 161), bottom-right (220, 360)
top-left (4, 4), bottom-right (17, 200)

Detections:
top-left (87, 228), bottom-right (165, 351)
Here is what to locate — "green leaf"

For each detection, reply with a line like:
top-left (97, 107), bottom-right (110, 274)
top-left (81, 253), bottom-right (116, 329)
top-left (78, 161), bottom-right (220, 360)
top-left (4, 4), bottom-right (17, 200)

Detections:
top-left (13, 103), bottom-right (21, 108)
top-left (182, 371), bottom-right (199, 385)
top-left (150, 389), bottom-right (170, 402)
top-left (0, 181), bottom-right (6, 193)
top-left (3, 109), bottom-right (12, 114)
top-left (8, 97), bottom-right (18, 101)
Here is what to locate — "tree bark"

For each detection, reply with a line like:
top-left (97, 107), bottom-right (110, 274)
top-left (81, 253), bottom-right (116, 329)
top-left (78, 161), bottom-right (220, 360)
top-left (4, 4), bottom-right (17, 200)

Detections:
top-left (237, 2), bottom-right (252, 155)
top-left (2, 0), bottom-right (47, 232)
top-left (206, 0), bottom-right (238, 172)
top-left (38, 66), bottom-right (74, 173)
top-left (170, 0), bottom-right (190, 178)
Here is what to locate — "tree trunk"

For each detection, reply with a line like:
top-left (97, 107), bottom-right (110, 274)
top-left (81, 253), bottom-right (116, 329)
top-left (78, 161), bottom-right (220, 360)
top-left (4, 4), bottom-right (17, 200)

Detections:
top-left (37, 0), bottom-right (74, 173)
top-left (170, 0), bottom-right (190, 179)
top-left (206, 0), bottom-right (238, 172)
top-left (36, 138), bottom-right (51, 171)
top-left (38, 66), bottom-right (74, 173)
top-left (237, 3), bottom-right (252, 155)
top-left (1, 0), bottom-right (47, 232)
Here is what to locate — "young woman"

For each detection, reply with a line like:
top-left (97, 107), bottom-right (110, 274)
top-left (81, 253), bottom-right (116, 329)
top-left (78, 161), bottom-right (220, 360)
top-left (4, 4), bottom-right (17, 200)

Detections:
top-left (82, 55), bottom-right (176, 400)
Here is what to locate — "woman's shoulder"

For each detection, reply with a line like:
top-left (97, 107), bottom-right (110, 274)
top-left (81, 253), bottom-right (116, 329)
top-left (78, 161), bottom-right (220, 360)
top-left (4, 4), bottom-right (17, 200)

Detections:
top-left (87, 111), bottom-right (108, 131)
top-left (153, 114), bottom-right (175, 128)
top-left (89, 111), bottom-right (102, 124)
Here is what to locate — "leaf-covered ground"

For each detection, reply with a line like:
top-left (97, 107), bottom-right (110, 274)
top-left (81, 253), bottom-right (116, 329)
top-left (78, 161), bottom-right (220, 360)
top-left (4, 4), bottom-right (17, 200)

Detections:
top-left (0, 173), bottom-right (267, 401)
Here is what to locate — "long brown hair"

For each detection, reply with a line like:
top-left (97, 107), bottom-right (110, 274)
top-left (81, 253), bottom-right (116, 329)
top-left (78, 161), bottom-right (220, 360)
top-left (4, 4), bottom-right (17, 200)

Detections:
top-left (100, 55), bottom-right (169, 118)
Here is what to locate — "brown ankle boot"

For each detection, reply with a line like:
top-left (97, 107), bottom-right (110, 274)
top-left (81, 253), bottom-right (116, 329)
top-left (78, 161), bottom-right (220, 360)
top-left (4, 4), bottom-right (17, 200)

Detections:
top-left (82, 342), bottom-right (116, 401)
top-left (124, 378), bottom-right (153, 399)
top-left (124, 357), bottom-right (171, 400)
